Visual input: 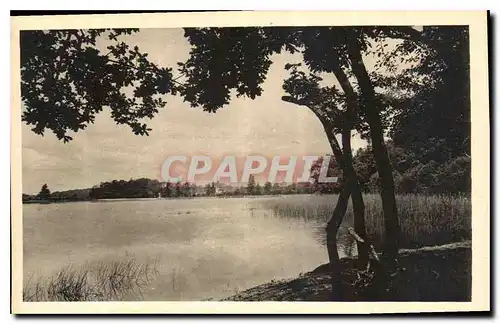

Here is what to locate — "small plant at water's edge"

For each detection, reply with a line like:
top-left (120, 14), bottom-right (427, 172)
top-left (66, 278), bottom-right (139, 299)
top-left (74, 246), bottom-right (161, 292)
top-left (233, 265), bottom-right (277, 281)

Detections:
top-left (23, 258), bottom-right (159, 301)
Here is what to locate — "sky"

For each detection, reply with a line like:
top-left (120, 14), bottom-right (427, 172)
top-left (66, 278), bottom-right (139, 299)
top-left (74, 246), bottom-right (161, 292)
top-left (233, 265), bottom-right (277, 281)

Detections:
top-left (22, 28), bottom-right (370, 194)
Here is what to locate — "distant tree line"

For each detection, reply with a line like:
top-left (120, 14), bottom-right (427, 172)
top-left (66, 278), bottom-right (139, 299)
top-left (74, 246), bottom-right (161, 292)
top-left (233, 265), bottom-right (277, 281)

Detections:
top-left (23, 176), bottom-right (339, 203)
top-left (89, 178), bottom-right (162, 199)
top-left (23, 184), bottom-right (92, 203)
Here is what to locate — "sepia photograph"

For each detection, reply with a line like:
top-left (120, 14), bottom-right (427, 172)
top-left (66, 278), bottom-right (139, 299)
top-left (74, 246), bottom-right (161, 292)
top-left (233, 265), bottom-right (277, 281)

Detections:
top-left (11, 11), bottom-right (490, 314)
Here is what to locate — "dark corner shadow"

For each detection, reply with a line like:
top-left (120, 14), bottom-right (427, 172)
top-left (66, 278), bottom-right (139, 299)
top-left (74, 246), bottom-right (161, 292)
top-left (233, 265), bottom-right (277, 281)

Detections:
top-left (487, 10), bottom-right (495, 319)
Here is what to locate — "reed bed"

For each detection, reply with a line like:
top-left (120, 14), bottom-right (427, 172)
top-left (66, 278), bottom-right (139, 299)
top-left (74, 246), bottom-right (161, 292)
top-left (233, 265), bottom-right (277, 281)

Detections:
top-left (258, 194), bottom-right (471, 249)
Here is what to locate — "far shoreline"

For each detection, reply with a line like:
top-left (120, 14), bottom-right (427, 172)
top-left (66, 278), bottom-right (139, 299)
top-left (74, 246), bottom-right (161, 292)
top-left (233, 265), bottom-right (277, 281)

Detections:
top-left (21, 193), bottom-right (326, 205)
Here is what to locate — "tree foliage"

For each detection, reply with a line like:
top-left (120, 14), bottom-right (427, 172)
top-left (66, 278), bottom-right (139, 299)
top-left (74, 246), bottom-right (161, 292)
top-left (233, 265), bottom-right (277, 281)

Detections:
top-left (370, 26), bottom-right (470, 194)
top-left (21, 29), bottom-right (174, 142)
top-left (89, 178), bottom-right (161, 199)
top-left (37, 183), bottom-right (51, 200)
top-left (309, 156), bottom-right (343, 194)
top-left (373, 26), bottom-right (470, 161)
top-left (353, 141), bottom-right (470, 194)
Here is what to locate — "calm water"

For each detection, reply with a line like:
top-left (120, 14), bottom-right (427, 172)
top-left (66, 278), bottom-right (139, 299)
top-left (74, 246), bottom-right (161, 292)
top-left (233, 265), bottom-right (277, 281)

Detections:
top-left (23, 195), bottom-right (352, 301)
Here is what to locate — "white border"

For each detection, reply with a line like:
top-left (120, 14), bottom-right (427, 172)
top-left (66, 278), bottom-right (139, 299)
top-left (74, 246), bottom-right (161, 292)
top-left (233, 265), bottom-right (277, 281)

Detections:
top-left (10, 11), bottom-right (490, 314)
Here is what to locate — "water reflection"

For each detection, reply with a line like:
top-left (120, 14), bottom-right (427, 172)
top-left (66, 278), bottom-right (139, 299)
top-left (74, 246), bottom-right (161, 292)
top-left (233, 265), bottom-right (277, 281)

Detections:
top-left (248, 195), bottom-right (359, 258)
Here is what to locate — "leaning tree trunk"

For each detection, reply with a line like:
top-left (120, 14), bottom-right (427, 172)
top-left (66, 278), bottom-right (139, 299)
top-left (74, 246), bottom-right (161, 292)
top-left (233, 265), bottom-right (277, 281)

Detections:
top-left (324, 124), bottom-right (368, 299)
top-left (346, 38), bottom-right (400, 262)
top-left (329, 64), bottom-right (370, 267)
top-left (321, 124), bottom-right (353, 300)
top-left (341, 128), bottom-right (369, 268)
top-left (326, 186), bottom-right (350, 300)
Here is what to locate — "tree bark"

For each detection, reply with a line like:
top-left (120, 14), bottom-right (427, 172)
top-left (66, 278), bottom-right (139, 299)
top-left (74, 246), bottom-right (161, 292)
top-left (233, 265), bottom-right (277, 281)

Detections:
top-left (326, 186), bottom-right (350, 300)
top-left (346, 36), bottom-right (400, 262)
top-left (315, 118), bottom-right (358, 300)
top-left (324, 123), bottom-right (369, 299)
top-left (329, 64), bottom-right (370, 267)
top-left (341, 128), bottom-right (369, 268)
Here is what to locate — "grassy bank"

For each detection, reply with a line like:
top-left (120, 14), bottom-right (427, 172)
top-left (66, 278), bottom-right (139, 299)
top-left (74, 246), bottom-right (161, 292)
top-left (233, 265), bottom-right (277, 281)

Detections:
top-left (23, 258), bottom-right (159, 301)
top-left (258, 194), bottom-right (471, 249)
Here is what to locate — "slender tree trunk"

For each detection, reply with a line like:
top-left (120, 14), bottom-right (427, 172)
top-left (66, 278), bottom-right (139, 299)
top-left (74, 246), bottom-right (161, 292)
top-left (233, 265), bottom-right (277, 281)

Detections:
top-left (326, 186), bottom-right (350, 300)
top-left (346, 37), bottom-right (400, 262)
top-left (321, 123), bottom-right (353, 300)
top-left (325, 125), bottom-right (369, 298)
top-left (328, 64), bottom-right (370, 267)
top-left (341, 128), bottom-right (369, 268)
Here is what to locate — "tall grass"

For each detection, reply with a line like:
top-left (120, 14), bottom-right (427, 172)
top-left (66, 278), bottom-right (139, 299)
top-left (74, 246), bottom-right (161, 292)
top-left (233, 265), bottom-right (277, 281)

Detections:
top-left (23, 258), bottom-right (159, 301)
top-left (258, 194), bottom-right (471, 249)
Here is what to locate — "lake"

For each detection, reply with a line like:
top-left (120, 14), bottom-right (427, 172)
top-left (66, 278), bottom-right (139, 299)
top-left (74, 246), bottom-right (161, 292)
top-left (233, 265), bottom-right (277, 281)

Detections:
top-left (23, 195), bottom-right (353, 301)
